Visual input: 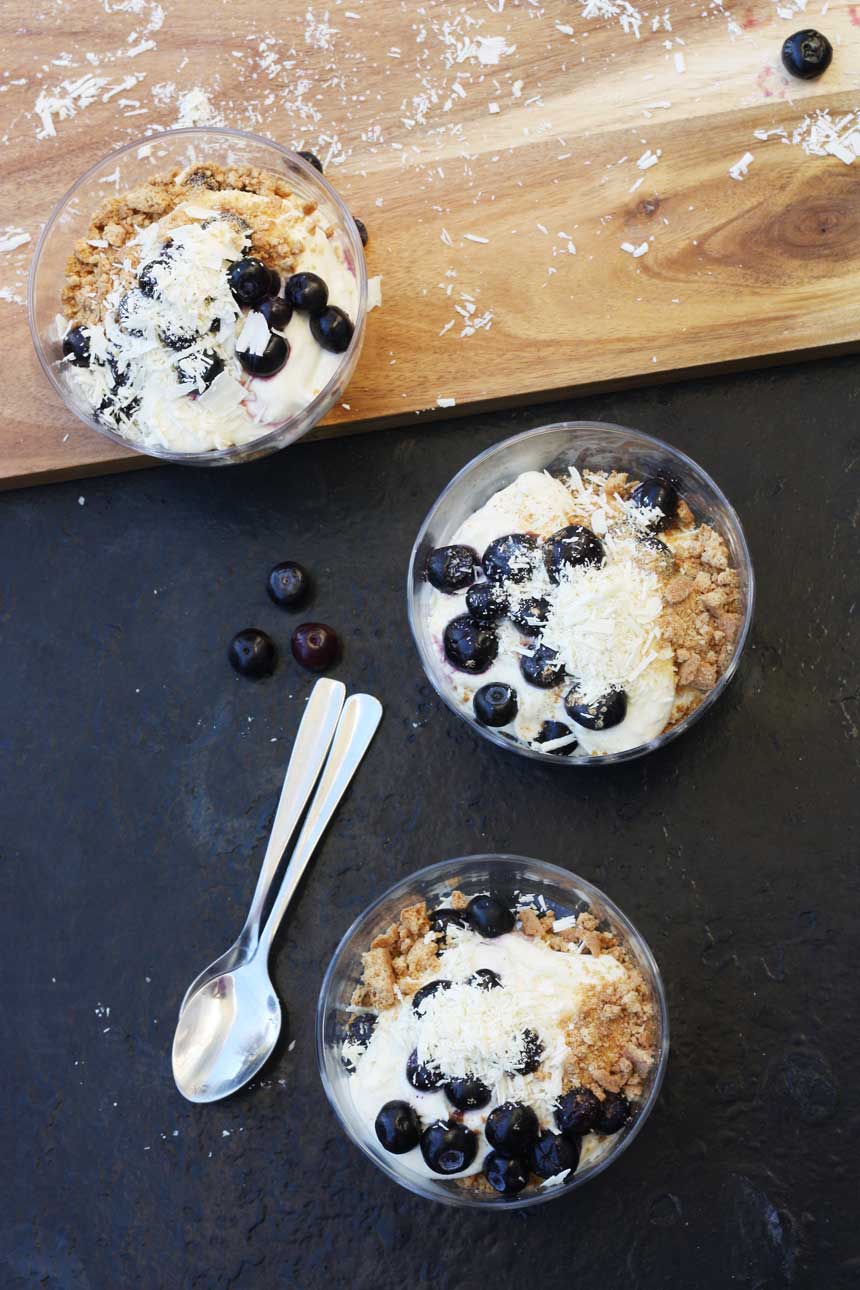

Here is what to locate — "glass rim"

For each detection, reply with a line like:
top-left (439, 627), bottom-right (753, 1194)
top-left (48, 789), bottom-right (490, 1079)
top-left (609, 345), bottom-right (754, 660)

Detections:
top-left (406, 419), bottom-right (756, 767)
top-left (27, 125), bottom-right (368, 464)
top-left (315, 853), bottom-right (670, 1210)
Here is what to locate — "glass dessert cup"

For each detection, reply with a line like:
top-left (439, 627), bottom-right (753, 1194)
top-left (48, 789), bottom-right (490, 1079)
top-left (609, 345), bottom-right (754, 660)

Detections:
top-left (407, 421), bottom-right (754, 766)
top-left (28, 127), bottom-right (368, 466)
top-left (317, 854), bottom-right (669, 1210)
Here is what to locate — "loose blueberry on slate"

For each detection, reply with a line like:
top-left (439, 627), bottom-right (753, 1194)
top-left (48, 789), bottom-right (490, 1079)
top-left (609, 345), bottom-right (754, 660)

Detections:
top-left (228, 257), bottom-right (275, 307)
top-left (176, 349), bottom-right (223, 389)
top-left (630, 476), bottom-right (678, 530)
top-left (158, 325), bottom-right (198, 351)
top-left (426, 544), bottom-right (478, 593)
top-left (267, 560), bottom-right (310, 608)
top-left (782, 28), bottom-right (833, 78)
top-left (62, 325), bottom-right (90, 367)
top-left (484, 1151), bottom-right (530, 1195)
top-left (238, 333), bottom-right (290, 378)
top-left (508, 1029), bottom-right (544, 1075)
top-left (443, 615), bottom-right (498, 673)
top-left (291, 622), bottom-right (339, 672)
top-left (420, 1120), bottom-right (477, 1175)
top-left (428, 908), bottom-right (466, 940)
top-left (311, 306), bottom-right (354, 353)
top-left (468, 967), bottom-right (501, 991)
top-left (138, 257), bottom-right (169, 298)
top-left (228, 628), bottom-right (276, 678)
top-left (298, 149), bottom-right (323, 172)
top-left (564, 687), bottom-right (627, 731)
top-left (353, 216), bottom-right (369, 246)
top-left (285, 271), bottom-right (329, 315)
top-left (485, 1101), bottom-right (540, 1156)
top-left (466, 894), bottom-right (514, 938)
top-left (535, 720), bottom-right (577, 755)
top-left (594, 1091), bottom-right (631, 1134)
top-left (465, 582), bottom-right (508, 622)
top-left (531, 1130), bottom-right (580, 1180)
top-left (412, 978), bottom-right (452, 1015)
top-left (544, 524), bottom-right (605, 583)
top-left (482, 533), bottom-right (539, 584)
top-left (473, 682), bottom-right (518, 728)
top-left (555, 1086), bottom-right (601, 1136)
top-left (346, 1014), bottom-right (376, 1049)
top-left (116, 290), bottom-right (148, 337)
top-left (509, 595), bottom-right (550, 636)
top-left (520, 644), bottom-right (565, 689)
top-left (407, 1049), bottom-right (445, 1092)
top-left (258, 296), bottom-right (293, 332)
top-left (375, 1100), bottom-right (421, 1154)
top-left (445, 1075), bottom-right (492, 1111)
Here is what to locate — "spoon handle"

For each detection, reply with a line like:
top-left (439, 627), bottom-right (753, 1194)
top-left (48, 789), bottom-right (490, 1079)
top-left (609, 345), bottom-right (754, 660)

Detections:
top-left (242, 678), bottom-right (346, 946)
top-left (258, 693), bottom-right (383, 957)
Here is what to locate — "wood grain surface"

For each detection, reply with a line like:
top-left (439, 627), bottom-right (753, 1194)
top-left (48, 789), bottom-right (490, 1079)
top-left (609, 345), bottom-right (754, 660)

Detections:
top-left (3, 0), bottom-right (860, 488)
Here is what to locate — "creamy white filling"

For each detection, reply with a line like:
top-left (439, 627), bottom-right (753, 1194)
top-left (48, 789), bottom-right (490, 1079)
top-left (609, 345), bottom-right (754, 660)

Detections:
top-left (427, 469), bottom-right (676, 756)
top-left (346, 923), bottom-right (637, 1182)
top-left (62, 191), bottom-right (359, 454)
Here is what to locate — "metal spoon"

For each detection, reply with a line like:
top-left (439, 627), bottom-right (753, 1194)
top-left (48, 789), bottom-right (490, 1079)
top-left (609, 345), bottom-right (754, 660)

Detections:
top-left (172, 692), bottom-right (383, 1103)
top-left (177, 677), bottom-right (346, 1017)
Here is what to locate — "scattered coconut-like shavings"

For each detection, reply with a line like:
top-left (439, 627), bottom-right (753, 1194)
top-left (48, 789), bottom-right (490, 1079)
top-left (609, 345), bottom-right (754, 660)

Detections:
top-left (0, 229), bottom-right (30, 254)
top-left (780, 109), bottom-right (860, 165)
top-left (437, 396), bottom-right (456, 407)
top-left (621, 241), bottom-right (649, 257)
top-left (728, 151), bottom-right (754, 180)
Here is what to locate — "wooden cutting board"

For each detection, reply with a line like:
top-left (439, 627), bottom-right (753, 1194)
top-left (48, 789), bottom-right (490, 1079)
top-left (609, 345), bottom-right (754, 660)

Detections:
top-left (3, 0), bottom-right (860, 489)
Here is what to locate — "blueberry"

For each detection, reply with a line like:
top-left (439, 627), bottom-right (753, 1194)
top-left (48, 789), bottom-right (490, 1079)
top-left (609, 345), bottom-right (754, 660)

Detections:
top-left (426, 544), bottom-right (478, 593)
top-left (420, 1120), bottom-right (477, 1175)
top-left (534, 720), bottom-right (577, 755)
top-left (239, 333), bottom-right (290, 378)
top-left (508, 1029), bottom-right (544, 1075)
top-left (346, 1014), bottom-right (376, 1049)
top-left (544, 525), bottom-right (605, 583)
top-left (375, 1100), bottom-right (421, 1154)
top-left (555, 1086), bottom-right (601, 1137)
top-left (228, 628), bottom-right (276, 678)
top-left (158, 325), bottom-right (198, 351)
top-left (353, 216), bottom-right (369, 246)
top-left (445, 1074), bottom-right (491, 1111)
top-left (473, 683), bottom-right (518, 728)
top-left (285, 271), bottom-right (328, 315)
top-left (482, 533), bottom-right (539, 584)
top-left (298, 149), bottom-right (323, 172)
top-left (595, 1092), bottom-right (631, 1134)
top-left (406, 1049), bottom-right (445, 1091)
top-left (176, 348), bottom-right (223, 389)
top-left (428, 908), bottom-right (466, 940)
top-left (290, 622), bottom-right (339, 672)
top-left (520, 645), bottom-right (565, 689)
top-left (468, 967), bottom-right (501, 991)
top-left (484, 1151), bottom-right (530, 1195)
top-left (466, 894), bottom-right (514, 939)
top-left (630, 476), bottom-right (678, 530)
top-left (412, 978), bottom-right (451, 1015)
top-left (564, 687), bottom-right (627, 730)
top-left (267, 269), bottom-right (281, 297)
top-left (258, 295), bottom-right (293, 332)
top-left (485, 1102), bottom-right (539, 1156)
top-left (116, 290), bottom-right (148, 337)
top-left (782, 28), bottom-right (833, 79)
top-left (639, 533), bottom-right (674, 561)
top-left (311, 305), bottom-right (354, 354)
top-left (465, 582), bottom-right (508, 622)
top-left (267, 560), bottom-right (309, 608)
top-left (530, 1130), bottom-right (580, 1180)
top-left (105, 348), bottom-right (129, 389)
top-left (138, 257), bottom-right (169, 298)
top-left (443, 615), bottom-right (498, 673)
top-left (228, 257), bottom-right (274, 307)
top-left (62, 325), bottom-right (90, 367)
top-left (509, 595), bottom-right (550, 636)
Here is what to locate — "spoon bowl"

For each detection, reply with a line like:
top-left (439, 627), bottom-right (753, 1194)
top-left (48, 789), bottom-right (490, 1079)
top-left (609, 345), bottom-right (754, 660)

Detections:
top-left (173, 962), bottom-right (281, 1103)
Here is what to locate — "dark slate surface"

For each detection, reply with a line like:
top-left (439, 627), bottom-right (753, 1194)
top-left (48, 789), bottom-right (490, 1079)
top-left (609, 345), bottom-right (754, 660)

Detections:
top-left (2, 359), bottom-right (858, 1290)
